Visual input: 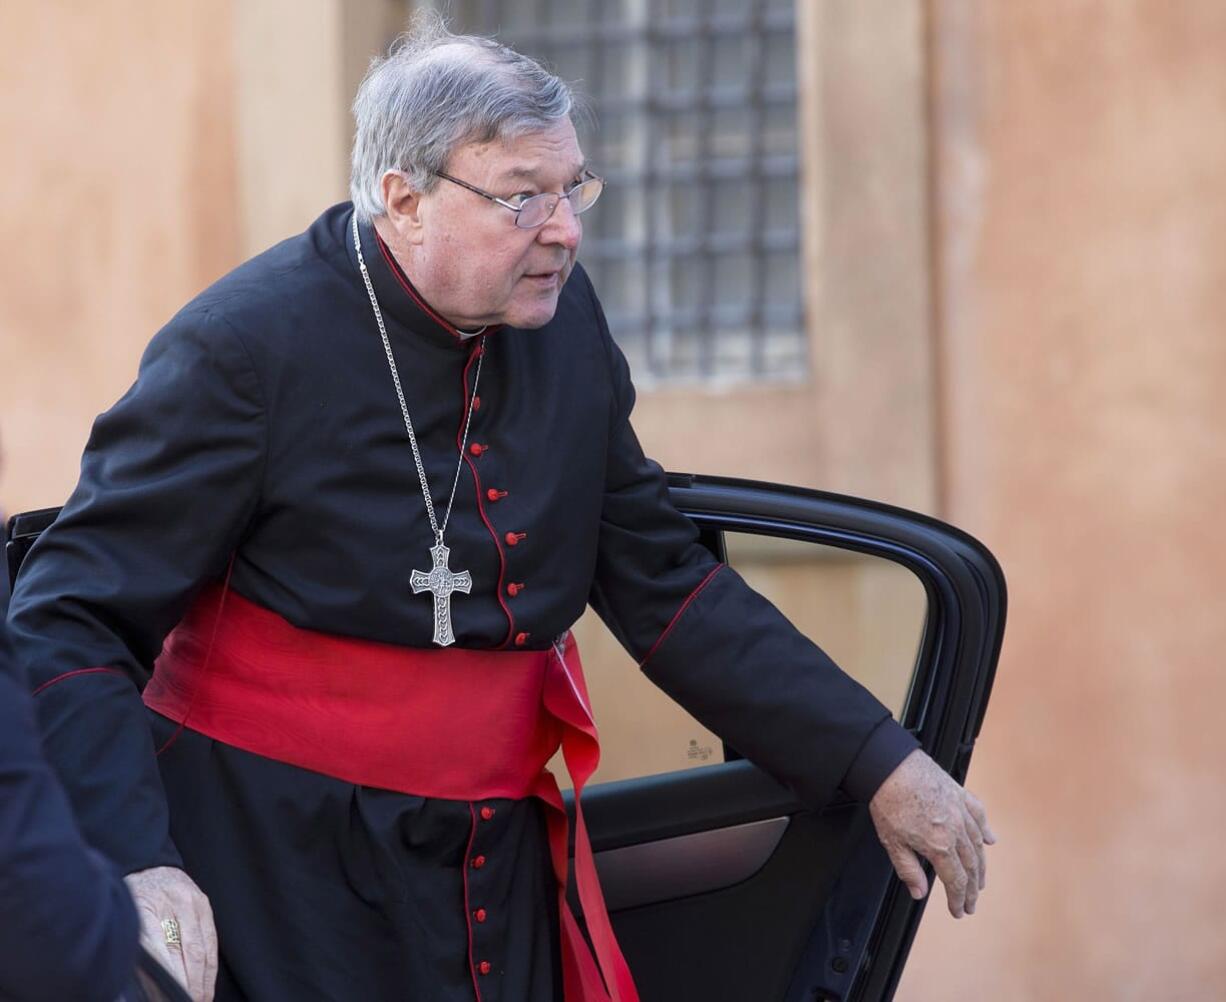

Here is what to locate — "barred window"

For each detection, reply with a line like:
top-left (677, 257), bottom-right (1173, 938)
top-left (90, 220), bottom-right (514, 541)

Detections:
top-left (448, 0), bottom-right (807, 387)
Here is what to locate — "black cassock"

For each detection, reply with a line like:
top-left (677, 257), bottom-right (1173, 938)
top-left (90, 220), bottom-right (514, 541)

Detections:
top-left (7, 204), bottom-right (918, 1002)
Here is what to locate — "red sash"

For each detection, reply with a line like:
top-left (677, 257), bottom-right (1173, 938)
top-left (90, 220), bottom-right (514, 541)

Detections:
top-left (143, 584), bottom-right (639, 1002)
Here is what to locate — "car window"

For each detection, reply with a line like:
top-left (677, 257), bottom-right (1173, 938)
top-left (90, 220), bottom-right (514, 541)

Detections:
top-left (558, 529), bottom-right (927, 787)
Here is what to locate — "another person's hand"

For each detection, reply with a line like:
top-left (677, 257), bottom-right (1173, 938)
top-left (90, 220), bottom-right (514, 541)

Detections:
top-left (868, 749), bottom-right (997, 918)
top-left (125, 866), bottom-right (218, 1001)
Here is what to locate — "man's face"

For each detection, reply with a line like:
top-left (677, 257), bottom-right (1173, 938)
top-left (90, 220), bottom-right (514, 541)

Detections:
top-left (407, 120), bottom-right (586, 330)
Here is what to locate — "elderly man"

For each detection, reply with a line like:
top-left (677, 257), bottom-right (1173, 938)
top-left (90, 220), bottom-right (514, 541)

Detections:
top-left (8, 17), bottom-right (994, 1002)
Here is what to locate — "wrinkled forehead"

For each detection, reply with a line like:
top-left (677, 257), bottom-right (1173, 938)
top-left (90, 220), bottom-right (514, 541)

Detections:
top-left (451, 120), bottom-right (586, 188)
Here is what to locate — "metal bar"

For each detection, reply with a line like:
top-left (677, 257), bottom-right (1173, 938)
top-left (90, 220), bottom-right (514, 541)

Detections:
top-left (693, 4), bottom-right (718, 378)
top-left (597, 83), bottom-right (798, 114)
top-left (586, 0), bottom-right (603, 104)
top-left (745, 0), bottom-right (770, 377)
top-left (584, 230), bottom-right (801, 259)
top-left (641, 0), bottom-right (665, 377)
top-left (532, 0), bottom-right (551, 74)
top-left (605, 303), bottom-right (804, 329)
top-left (496, 10), bottom-right (795, 47)
top-left (601, 154), bottom-right (799, 184)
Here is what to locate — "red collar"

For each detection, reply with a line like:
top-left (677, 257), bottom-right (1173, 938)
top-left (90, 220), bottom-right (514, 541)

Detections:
top-left (361, 219), bottom-right (503, 349)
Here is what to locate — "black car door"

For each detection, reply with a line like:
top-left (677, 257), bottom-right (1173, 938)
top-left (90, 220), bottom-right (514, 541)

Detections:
top-left (6, 473), bottom-right (1004, 1002)
top-left (566, 473), bottom-right (1006, 1002)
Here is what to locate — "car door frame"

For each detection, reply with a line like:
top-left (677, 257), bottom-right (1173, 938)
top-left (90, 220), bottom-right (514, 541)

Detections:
top-left (572, 473), bottom-right (1006, 1001)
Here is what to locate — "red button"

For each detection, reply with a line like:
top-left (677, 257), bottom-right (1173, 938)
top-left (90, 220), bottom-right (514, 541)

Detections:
top-left (473, 395), bottom-right (481, 411)
top-left (487, 488), bottom-right (507, 502)
top-left (469, 443), bottom-right (487, 456)
top-left (505, 532), bottom-right (526, 546)
top-left (507, 582), bottom-right (524, 597)
top-left (479, 961), bottom-right (491, 976)
top-left (471, 855), bottom-right (486, 869)
top-left (474, 909), bottom-right (487, 923)
top-left (480, 806), bottom-right (495, 821)
top-left (515, 632), bottom-right (530, 646)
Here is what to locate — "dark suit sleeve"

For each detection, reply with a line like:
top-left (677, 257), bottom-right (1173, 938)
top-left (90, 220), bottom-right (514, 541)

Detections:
top-left (0, 623), bottom-right (140, 1002)
top-left (582, 282), bottom-right (918, 808)
top-left (6, 306), bottom-right (266, 873)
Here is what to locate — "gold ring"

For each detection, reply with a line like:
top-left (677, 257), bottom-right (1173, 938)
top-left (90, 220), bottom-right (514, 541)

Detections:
top-left (161, 917), bottom-right (182, 949)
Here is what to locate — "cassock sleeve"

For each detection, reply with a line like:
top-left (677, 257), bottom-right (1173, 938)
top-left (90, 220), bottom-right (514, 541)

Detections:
top-left (0, 622), bottom-right (141, 1002)
top-left (582, 281), bottom-right (919, 809)
top-left (6, 305), bottom-right (265, 873)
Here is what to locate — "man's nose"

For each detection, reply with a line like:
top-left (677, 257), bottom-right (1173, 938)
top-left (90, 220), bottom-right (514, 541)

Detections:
top-left (538, 196), bottom-right (582, 250)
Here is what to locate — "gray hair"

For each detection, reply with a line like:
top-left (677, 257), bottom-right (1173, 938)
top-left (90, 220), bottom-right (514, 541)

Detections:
top-left (349, 12), bottom-right (577, 221)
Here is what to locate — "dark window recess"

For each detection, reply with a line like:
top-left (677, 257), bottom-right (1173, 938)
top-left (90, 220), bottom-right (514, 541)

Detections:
top-left (451, 0), bottom-right (807, 386)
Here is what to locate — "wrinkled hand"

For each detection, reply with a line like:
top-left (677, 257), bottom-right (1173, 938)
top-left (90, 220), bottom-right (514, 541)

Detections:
top-left (869, 750), bottom-right (997, 918)
top-left (125, 866), bottom-right (218, 1001)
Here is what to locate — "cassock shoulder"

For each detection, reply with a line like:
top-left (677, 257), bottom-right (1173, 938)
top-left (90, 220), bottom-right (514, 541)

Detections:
top-left (157, 205), bottom-right (356, 378)
top-left (552, 261), bottom-right (634, 421)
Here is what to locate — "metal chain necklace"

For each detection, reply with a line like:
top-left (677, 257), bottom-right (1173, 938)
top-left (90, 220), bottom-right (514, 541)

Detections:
top-left (352, 214), bottom-right (483, 647)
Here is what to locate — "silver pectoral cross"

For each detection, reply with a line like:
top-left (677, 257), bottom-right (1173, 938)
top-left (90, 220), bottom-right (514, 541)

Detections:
top-left (410, 540), bottom-right (472, 647)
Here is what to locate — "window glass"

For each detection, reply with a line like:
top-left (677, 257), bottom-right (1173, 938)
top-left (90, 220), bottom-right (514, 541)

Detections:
top-left (555, 529), bottom-right (927, 787)
top-left (722, 532), bottom-right (926, 719)
top-left (451, 0), bottom-right (807, 386)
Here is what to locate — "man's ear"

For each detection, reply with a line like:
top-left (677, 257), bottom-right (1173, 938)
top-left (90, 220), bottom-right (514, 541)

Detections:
top-left (381, 171), bottom-right (426, 245)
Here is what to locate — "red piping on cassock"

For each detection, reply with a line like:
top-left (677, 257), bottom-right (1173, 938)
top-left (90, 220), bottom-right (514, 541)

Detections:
top-left (639, 564), bottom-right (725, 668)
top-left (455, 337), bottom-right (516, 648)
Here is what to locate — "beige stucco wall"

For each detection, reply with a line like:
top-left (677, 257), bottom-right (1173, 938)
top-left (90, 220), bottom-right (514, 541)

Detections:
top-left (0, 2), bottom-right (241, 514)
top-left (0, 0), bottom-right (395, 512)
top-left (902, 3), bottom-right (1226, 999)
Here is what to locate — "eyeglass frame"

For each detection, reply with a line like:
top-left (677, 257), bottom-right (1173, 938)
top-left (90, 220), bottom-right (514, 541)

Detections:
top-left (431, 169), bottom-right (605, 229)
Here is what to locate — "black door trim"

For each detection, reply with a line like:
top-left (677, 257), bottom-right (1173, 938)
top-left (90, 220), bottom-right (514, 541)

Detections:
top-left (659, 474), bottom-right (1006, 1001)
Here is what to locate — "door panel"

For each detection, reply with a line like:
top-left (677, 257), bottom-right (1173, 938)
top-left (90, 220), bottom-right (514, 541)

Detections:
top-left (573, 474), bottom-right (1006, 1002)
top-left (596, 815), bottom-right (789, 911)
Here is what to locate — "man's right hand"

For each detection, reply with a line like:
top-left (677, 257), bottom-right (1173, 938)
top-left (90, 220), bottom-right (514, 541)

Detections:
top-left (868, 750), bottom-right (996, 918)
top-left (125, 866), bottom-right (218, 1002)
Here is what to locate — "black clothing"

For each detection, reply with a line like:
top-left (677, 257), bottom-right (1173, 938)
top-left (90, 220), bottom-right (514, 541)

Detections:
top-left (8, 204), bottom-right (917, 1001)
top-left (0, 621), bottom-right (140, 1002)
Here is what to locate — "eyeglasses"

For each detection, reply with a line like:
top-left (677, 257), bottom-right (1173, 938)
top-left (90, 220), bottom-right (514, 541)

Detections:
top-left (433, 169), bottom-right (605, 229)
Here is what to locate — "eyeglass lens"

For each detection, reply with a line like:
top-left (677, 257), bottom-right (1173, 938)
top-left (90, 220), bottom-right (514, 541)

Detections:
top-left (517, 178), bottom-right (603, 228)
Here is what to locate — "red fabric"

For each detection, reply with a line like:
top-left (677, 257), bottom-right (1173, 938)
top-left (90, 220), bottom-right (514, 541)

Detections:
top-left (465, 453), bottom-right (517, 650)
top-left (374, 231), bottom-right (463, 341)
top-left (463, 803), bottom-right (485, 1002)
top-left (143, 585), bottom-right (638, 1001)
top-left (455, 343), bottom-right (517, 649)
top-left (30, 666), bottom-right (124, 697)
top-left (372, 229), bottom-right (505, 344)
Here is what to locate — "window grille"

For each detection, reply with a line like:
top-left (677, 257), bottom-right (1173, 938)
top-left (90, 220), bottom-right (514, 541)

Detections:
top-left (448, 0), bottom-right (806, 386)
